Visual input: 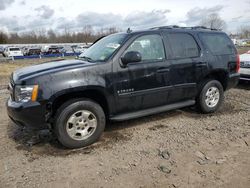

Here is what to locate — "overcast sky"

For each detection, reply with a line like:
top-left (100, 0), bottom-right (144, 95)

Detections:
top-left (0, 0), bottom-right (249, 34)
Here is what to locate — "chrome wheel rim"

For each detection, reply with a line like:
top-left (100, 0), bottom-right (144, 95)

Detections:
top-left (205, 86), bottom-right (220, 108)
top-left (66, 110), bottom-right (97, 141)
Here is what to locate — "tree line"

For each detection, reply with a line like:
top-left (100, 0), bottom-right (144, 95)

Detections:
top-left (0, 15), bottom-right (250, 44)
top-left (237, 26), bottom-right (250, 39)
top-left (0, 26), bottom-right (120, 44)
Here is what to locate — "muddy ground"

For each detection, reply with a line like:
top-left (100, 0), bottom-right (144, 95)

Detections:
top-left (0, 60), bottom-right (249, 188)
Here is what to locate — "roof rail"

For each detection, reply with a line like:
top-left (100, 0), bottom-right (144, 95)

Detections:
top-left (151, 25), bottom-right (220, 31)
top-left (151, 25), bottom-right (180, 30)
top-left (190, 26), bottom-right (219, 31)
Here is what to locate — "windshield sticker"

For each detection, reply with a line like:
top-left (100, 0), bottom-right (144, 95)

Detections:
top-left (106, 43), bottom-right (120, 49)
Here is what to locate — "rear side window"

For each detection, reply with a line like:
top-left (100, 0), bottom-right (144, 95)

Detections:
top-left (199, 33), bottom-right (234, 55)
top-left (167, 33), bottom-right (199, 59)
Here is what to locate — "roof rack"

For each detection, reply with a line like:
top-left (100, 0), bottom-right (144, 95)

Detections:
top-left (151, 25), bottom-right (220, 31)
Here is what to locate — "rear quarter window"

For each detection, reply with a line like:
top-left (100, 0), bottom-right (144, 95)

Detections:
top-left (199, 33), bottom-right (235, 55)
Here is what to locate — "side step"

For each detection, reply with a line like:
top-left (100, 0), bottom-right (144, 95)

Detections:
top-left (110, 100), bottom-right (195, 121)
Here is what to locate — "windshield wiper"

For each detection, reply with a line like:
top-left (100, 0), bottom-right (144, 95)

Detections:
top-left (79, 56), bottom-right (94, 62)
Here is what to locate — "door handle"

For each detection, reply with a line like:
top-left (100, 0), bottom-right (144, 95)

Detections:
top-left (157, 67), bottom-right (170, 73)
top-left (195, 62), bottom-right (207, 67)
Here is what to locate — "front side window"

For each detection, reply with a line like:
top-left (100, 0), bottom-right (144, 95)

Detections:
top-left (167, 33), bottom-right (199, 59)
top-left (124, 34), bottom-right (165, 62)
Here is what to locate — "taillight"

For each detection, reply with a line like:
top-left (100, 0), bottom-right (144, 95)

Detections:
top-left (236, 54), bottom-right (240, 73)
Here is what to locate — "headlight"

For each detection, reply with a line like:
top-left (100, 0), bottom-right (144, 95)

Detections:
top-left (14, 85), bottom-right (39, 102)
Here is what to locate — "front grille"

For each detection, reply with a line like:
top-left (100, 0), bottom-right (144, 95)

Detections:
top-left (240, 61), bottom-right (250, 68)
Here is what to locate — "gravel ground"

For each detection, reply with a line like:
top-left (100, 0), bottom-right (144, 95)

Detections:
top-left (0, 68), bottom-right (249, 187)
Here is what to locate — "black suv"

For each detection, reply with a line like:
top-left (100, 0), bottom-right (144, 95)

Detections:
top-left (7, 26), bottom-right (240, 148)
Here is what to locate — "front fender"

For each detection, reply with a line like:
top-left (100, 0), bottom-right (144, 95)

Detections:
top-left (34, 68), bottom-right (107, 100)
top-left (48, 85), bottom-right (109, 102)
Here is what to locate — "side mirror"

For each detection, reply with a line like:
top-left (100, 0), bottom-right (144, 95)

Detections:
top-left (121, 51), bottom-right (142, 66)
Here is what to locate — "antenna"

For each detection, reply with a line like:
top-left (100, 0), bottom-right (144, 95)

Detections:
top-left (127, 28), bottom-right (132, 33)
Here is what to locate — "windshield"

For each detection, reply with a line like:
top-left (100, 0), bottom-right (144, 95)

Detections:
top-left (79, 33), bottom-right (127, 62)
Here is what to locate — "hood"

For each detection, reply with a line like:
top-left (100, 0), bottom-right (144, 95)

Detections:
top-left (13, 59), bottom-right (95, 82)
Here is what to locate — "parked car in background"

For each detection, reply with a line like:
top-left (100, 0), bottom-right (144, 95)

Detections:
top-left (57, 46), bottom-right (65, 54)
top-left (73, 45), bottom-right (88, 53)
top-left (239, 51), bottom-right (250, 81)
top-left (21, 47), bottom-right (28, 54)
top-left (24, 47), bottom-right (42, 56)
top-left (4, 47), bottom-right (23, 57)
top-left (42, 45), bottom-right (60, 55)
top-left (0, 46), bottom-right (4, 56)
top-left (60, 46), bottom-right (74, 54)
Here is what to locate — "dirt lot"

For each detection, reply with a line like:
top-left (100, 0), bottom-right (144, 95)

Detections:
top-left (0, 59), bottom-right (249, 188)
top-left (237, 46), bottom-right (250, 54)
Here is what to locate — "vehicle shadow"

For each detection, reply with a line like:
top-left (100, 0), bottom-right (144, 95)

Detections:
top-left (237, 81), bottom-right (250, 90)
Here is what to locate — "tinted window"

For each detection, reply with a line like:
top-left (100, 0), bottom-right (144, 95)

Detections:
top-left (168, 33), bottom-right (199, 59)
top-left (125, 34), bottom-right (165, 61)
top-left (9, 48), bottom-right (21, 51)
top-left (199, 33), bottom-right (234, 55)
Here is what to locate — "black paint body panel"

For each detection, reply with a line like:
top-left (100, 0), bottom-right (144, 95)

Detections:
top-left (6, 28), bottom-right (240, 129)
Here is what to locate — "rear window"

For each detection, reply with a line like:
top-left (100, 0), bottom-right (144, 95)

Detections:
top-left (199, 33), bottom-right (235, 55)
top-left (9, 48), bottom-right (20, 51)
top-left (167, 33), bottom-right (199, 59)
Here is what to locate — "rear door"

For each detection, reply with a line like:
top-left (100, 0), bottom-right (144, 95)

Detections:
top-left (163, 32), bottom-right (204, 103)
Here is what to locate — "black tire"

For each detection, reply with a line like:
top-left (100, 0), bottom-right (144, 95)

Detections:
top-left (196, 80), bottom-right (224, 113)
top-left (54, 98), bottom-right (105, 149)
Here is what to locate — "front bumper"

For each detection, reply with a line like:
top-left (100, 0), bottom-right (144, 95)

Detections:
top-left (6, 98), bottom-right (48, 129)
top-left (239, 68), bottom-right (250, 81)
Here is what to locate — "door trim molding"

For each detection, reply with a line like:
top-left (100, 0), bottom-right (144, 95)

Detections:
top-left (118, 85), bottom-right (173, 97)
top-left (118, 83), bottom-right (196, 97)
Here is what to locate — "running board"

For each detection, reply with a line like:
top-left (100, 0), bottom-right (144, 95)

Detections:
top-left (110, 100), bottom-right (195, 121)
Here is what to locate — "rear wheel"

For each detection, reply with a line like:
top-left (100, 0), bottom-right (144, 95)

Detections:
top-left (54, 98), bottom-right (105, 149)
top-left (197, 80), bottom-right (224, 113)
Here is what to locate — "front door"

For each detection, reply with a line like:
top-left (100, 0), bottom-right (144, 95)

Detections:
top-left (112, 33), bottom-right (172, 115)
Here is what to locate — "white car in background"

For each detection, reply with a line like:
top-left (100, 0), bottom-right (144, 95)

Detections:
top-left (239, 51), bottom-right (250, 81)
top-left (73, 46), bottom-right (88, 53)
top-left (4, 47), bottom-right (24, 57)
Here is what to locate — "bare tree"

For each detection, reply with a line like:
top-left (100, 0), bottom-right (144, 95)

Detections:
top-left (0, 32), bottom-right (8, 44)
top-left (47, 29), bottom-right (57, 42)
top-left (0, 26), bottom-right (121, 44)
top-left (82, 25), bottom-right (94, 43)
top-left (8, 33), bottom-right (21, 43)
top-left (200, 13), bottom-right (226, 30)
top-left (238, 25), bottom-right (250, 39)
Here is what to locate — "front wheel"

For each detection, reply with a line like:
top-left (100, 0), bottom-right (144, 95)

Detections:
top-left (196, 80), bottom-right (224, 113)
top-left (54, 99), bottom-right (106, 149)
